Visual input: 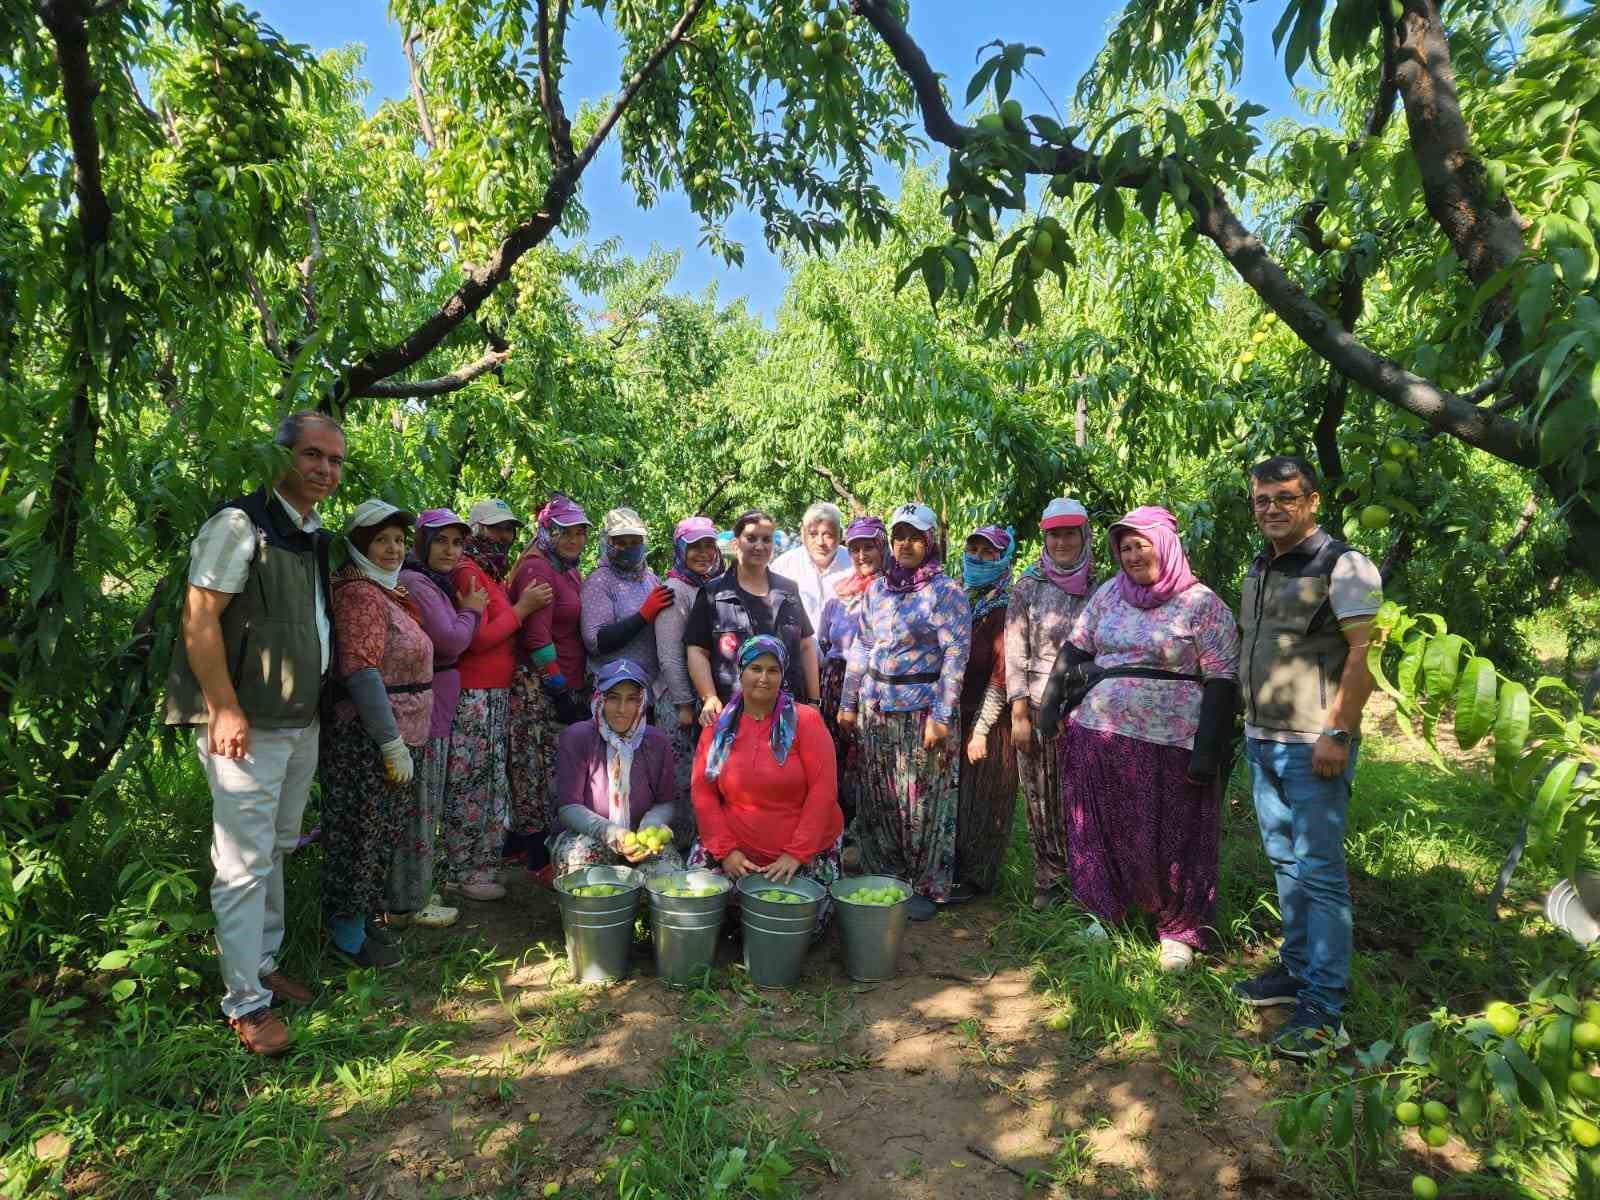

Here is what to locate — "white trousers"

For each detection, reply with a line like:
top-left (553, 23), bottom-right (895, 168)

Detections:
top-left (198, 719), bottom-right (319, 1019)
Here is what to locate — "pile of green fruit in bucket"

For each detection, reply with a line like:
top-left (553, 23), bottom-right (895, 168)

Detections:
top-left (569, 883), bottom-right (626, 897)
top-left (754, 889), bottom-right (808, 903)
top-left (840, 884), bottom-right (908, 906)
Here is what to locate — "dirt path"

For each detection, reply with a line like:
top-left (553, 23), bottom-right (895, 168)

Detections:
top-left (343, 878), bottom-right (1299, 1199)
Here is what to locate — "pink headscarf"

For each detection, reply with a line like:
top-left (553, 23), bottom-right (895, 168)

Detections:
top-left (1109, 506), bottom-right (1199, 610)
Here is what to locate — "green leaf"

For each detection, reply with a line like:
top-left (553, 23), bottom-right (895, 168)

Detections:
top-left (965, 57), bottom-right (1001, 106)
top-left (1493, 681), bottom-right (1531, 771)
top-left (1453, 656), bottom-right (1498, 749)
top-left (1422, 633), bottom-right (1467, 700)
top-left (1539, 388), bottom-right (1600, 467)
top-left (1500, 1036), bottom-right (1557, 1112)
top-left (1529, 757), bottom-right (1581, 856)
top-left (96, 949), bottom-right (132, 971)
top-left (1545, 214), bottom-right (1600, 288)
top-left (1328, 1085), bottom-right (1355, 1148)
top-left (109, 978), bottom-right (137, 1003)
top-left (1485, 1051), bottom-right (1522, 1111)
top-left (1540, 1013), bottom-right (1574, 1099)
top-left (1518, 263), bottom-right (1557, 340)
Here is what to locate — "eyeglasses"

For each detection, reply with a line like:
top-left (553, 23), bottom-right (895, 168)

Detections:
top-left (1250, 492), bottom-right (1311, 513)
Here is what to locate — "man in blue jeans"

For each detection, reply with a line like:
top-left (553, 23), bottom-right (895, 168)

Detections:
top-left (1234, 456), bottom-right (1381, 1058)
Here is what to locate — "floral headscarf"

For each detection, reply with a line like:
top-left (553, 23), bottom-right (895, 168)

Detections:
top-left (668, 515), bottom-right (724, 588)
top-left (534, 493), bottom-right (590, 571)
top-left (703, 635), bottom-right (797, 782)
top-left (591, 659), bottom-right (650, 826)
top-left (1109, 506), bottom-right (1199, 610)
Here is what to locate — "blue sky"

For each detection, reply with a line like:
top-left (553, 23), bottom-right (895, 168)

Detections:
top-left (254, 1), bottom-right (1307, 317)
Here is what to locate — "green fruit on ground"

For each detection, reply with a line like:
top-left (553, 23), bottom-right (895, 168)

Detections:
top-left (1422, 1101), bottom-right (1450, 1126)
top-left (1571, 1071), bottom-right (1600, 1099)
top-left (1573, 1118), bottom-right (1600, 1148)
top-left (619, 1117), bottom-right (636, 1135)
top-left (1485, 1001), bottom-right (1520, 1036)
top-left (1045, 1011), bottom-right (1070, 1030)
top-left (544, 1184), bottom-right (560, 1197)
top-left (1422, 1124), bottom-right (1450, 1148)
top-left (1411, 1177), bottom-right (1438, 1200)
top-left (1395, 1101), bottom-right (1422, 1126)
top-left (1576, 1022), bottom-right (1600, 1051)
top-left (1359, 504), bottom-right (1392, 531)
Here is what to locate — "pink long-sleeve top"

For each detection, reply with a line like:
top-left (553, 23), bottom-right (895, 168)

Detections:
top-left (399, 567), bottom-right (481, 741)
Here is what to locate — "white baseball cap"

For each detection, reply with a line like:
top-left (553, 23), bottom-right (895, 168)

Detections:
top-left (599, 506), bottom-right (649, 539)
top-left (345, 497), bottom-right (416, 533)
top-left (467, 498), bottom-right (524, 527)
top-left (1040, 498), bottom-right (1089, 530)
top-left (889, 502), bottom-right (938, 533)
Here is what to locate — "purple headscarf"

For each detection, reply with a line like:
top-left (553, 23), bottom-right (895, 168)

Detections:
top-left (668, 515), bottom-right (724, 588)
top-left (1108, 506), bottom-right (1199, 610)
top-left (408, 508), bottom-right (470, 594)
top-left (883, 512), bottom-right (944, 595)
top-left (535, 493), bottom-right (589, 570)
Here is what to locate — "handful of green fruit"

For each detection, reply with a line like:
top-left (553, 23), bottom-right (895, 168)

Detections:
top-left (660, 886), bottom-right (723, 897)
top-left (842, 886), bottom-right (908, 906)
top-left (571, 884), bottom-right (625, 897)
top-left (756, 889), bottom-right (807, 904)
top-left (622, 826), bottom-right (673, 857)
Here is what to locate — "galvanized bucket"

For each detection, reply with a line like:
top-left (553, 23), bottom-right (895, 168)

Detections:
top-left (1546, 871), bottom-right (1600, 945)
top-left (830, 874), bottom-right (911, 982)
top-left (555, 865), bottom-right (645, 984)
top-left (646, 870), bottom-right (732, 988)
top-left (736, 874), bottom-right (822, 988)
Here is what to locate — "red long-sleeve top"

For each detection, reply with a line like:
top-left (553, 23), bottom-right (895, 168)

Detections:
top-left (691, 703), bottom-right (842, 867)
top-left (451, 560), bottom-right (519, 690)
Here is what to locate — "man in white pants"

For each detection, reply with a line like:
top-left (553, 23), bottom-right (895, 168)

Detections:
top-left (163, 411), bottom-right (344, 1055)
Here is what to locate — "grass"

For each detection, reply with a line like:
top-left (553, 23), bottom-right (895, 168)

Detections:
top-left (1, 722), bottom-right (1588, 1198)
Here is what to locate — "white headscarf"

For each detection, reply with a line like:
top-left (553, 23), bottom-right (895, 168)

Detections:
top-left (344, 498), bottom-right (414, 592)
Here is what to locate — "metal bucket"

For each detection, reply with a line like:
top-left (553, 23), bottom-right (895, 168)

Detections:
top-left (829, 874), bottom-right (911, 982)
top-left (737, 874), bottom-right (822, 988)
top-left (646, 870), bottom-right (732, 988)
top-left (1546, 871), bottom-right (1600, 945)
top-left (555, 865), bottom-right (645, 983)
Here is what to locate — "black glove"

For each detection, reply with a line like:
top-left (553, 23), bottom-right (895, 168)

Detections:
top-left (1187, 678), bottom-right (1240, 783)
top-left (1037, 643), bottom-right (1095, 740)
top-left (595, 613), bottom-right (648, 653)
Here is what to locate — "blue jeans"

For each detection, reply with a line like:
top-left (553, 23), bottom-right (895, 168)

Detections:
top-left (1246, 737), bottom-right (1358, 1018)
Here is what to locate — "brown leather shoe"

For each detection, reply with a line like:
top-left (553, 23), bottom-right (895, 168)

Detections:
top-left (260, 970), bottom-right (314, 1005)
top-left (229, 1007), bottom-right (291, 1056)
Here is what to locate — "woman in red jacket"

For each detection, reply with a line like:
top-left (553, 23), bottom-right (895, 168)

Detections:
top-left (443, 502), bottom-right (549, 900)
top-left (689, 635), bottom-right (843, 931)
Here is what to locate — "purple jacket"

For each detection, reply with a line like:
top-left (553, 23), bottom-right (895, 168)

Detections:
top-left (400, 567), bottom-right (482, 741)
top-left (555, 719), bottom-right (675, 828)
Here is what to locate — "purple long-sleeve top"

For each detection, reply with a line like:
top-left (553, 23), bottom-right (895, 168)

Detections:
top-left (555, 719), bottom-right (676, 829)
top-left (579, 562), bottom-right (661, 686)
top-left (400, 567), bottom-right (482, 741)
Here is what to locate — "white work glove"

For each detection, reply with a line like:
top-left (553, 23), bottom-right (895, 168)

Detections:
top-left (604, 823), bottom-right (630, 852)
top-left (379, 737), bottom-right (414, 785)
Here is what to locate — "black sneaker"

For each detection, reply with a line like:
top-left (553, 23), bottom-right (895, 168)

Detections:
top-left (1232, 962), bottom-right (1304, 1008)
top-left (1272, 1000), bottom-right (1350, 1059)
top-left (364, 919), bottom-right (400, 949)
top-left (330, 934), bottom-right (403, 969)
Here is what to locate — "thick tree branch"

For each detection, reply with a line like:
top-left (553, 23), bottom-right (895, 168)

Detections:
top-left (812, 464), bottom-right (866, 515)
top-left (574, 0), bottom-right (710, 175)
top-left (403, 29), bottom-right (437, 150)
top-left (536, 0), bottom-right (574, 165)
top-left (299, 198), bottom-right (321, 331)
top-left (359, 348), bottom-right (510, 399)
top-left (339, 0), bottom-right (708, 405)
top-left (40, 0), bottom-right (111, 252)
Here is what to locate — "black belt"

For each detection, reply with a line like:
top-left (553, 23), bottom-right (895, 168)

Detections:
top-left (386, 682), bottom-right (432, 694)
top-left (868, 667), bottom-right (940, 685)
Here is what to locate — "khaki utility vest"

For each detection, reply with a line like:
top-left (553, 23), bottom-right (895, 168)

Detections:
top-left (163, 488), bottom-right (331, 729)
top-left (1238, 528), bottom-right (1354, 736)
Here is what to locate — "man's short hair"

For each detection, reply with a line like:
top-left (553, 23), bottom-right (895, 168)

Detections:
top-left (801, 501), bottom-right (843, 537)
top-left (1250, 455), bottom-right (1319, 493)
top-left (274, 410), bottom-right (344, 451)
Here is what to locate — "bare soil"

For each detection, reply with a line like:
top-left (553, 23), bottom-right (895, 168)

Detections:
top-left (340, 876), bottom-right (1305, 1200)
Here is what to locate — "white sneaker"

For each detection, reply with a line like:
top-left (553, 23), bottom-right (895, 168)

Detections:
top-left (1158, 939), bottom-right (1194, 973)
top-left (1081, 919), bottom-right (1109, 941)
top-left (413, 902), bottom-right (459, 928)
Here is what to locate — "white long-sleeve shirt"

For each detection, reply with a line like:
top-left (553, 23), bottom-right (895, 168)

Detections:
top-left (771, 544), bottom-right (852, 634)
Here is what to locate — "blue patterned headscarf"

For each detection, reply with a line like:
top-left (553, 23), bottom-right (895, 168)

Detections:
top-left (964, 525), bottom-right (1015, 622)
top-left (702, 635), bottom-right (797, 781)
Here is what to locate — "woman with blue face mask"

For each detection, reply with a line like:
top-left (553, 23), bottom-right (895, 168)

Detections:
top-left (952, 525), bottom-right (1021, 900)
top-left (580, 507), bottom-right (674, 690)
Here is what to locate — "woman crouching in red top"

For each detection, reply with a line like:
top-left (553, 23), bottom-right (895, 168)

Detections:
top-left (689, 634), bottom-right (843, 932)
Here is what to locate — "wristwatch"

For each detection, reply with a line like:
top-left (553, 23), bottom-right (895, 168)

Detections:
top-left (1321, 726), bottom-right (1353, 746)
